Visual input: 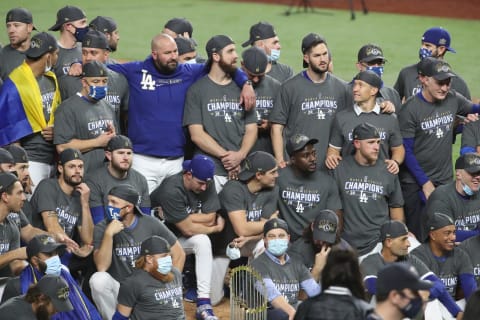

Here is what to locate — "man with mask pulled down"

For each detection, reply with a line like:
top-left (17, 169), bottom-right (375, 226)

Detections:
top-left (54, 61), bottom-right (118, 173)
top-left (1, 234), bottom-right (101, 319)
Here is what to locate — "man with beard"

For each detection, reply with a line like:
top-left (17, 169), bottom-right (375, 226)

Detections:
top-left (108, 33), bottom-right (255, 193)
top-left (412, 213), bottom-right (477, 314)
top-left (151, 155), bottom-right (225, 313)
top-left (184, 35), bottom-right (258, 192)
top-left (54, 61), bottom-right (119, 173)
top-left (0, 8), bottom-right (36, 80)
top-left (114, 236), bottom-right (185, 320)
top-left (278, 134), bottom-right (342, 241)
top-left (394, 27), bottom-right (470, 102)
top-left (87, 135), bottom-right (149, 224)
top-left (251, 218), bottom-right (321, 320)
top-left (361, 220), bottom-right (464, 319)
top-left (89, 184), bottom-right (185, 320)
top-left (241, 46), bottom-right (281, 155)
top-left (270, 33), bottom-right (350, 169)
top-left (0, 275), bottom-right (73, 320)
top-left (241, 21), bottom-right (294, 83)
top-left (333, 123), bottom-right (404, 260)
top-left (48, 5), bottom-right (88, 78)
top-left (398, 57), bottom-right (480, 239)
top-left (326, 71), bottom-right (404, 175)
top-left (1, 235), bottom-right (101, 319)
top-left (30, 148), bottom-right (94, 265)
top-left (288, 209), bottom-right (351, 281)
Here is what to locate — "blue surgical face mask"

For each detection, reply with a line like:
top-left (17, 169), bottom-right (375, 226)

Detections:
top-left (106, 205), bottom-right (124, 221)
top-left (268, 49), bottom-right (281, 62)
top-left (267, 238), bottom-right (289, 256)
top-left (157, 256), bottom-right (173, 275)
top-left (74, 26), bottom-right (89, 42)
top-left (462, 183), bottom-right (475, 196)
top-left (88, 85), bottom-right (108, 100)
top-left (366, 65), bottom-right (384, 77)
top-left (45, 255), bottom-right (62, 276)
top-left (419, 47), bottom-right (432, 60)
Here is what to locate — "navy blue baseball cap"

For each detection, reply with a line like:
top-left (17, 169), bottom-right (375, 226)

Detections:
top-left (422, 27), bottom-right (455, 53)
top-left (182, 155), bottom-right (215, 182)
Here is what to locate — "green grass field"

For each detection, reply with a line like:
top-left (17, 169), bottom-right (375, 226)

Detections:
top-left (2, 0), bottom-right (479, 155)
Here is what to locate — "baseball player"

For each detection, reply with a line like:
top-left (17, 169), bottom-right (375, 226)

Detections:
top-left (333, 123), bottom-right (404, 260)
top-left (89, 16), bottom-right (120, 55)
top-left (54, 60), bottom-right (119, 173)
top-left (0, 8), bottom-right (36, 80)
top-left (183, 35), bottom-right (258, 191)
top-left (241, 21), bottom-right (294, 83)
top-left (86, 135), bottom-right (150, 224)
top-left (269, 33), bottom-right (350, 169)
top-left (241, 46), bottom-right (281, 155)
top-left (361, 220), bottom-right (464, 318)
top-left (326, 70), bottom-right (404, 174)
top-left (394, 27), bottom-right (471, 102)
top-left (398, 57), bottom-right (480, 239)
top-left (89, 184), bottom-right (185, 319)
top-left (424, 153), bottom-right (480, 242)
top-left (278, 134), bottom-right (342, 241)
top-left (175, 37), bottom-right (198, 64)
top-left (114, 236), bottom-right (185, 320)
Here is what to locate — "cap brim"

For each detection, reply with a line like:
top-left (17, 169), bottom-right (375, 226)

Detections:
top-left (465, 166), bottom-right (480, 174)
top-left (49, 23), bottom-right (62, 31)
top-left (433, 72), bottom-right (456, 81)
top-left (447, 47), bottom-right (456, 53)
top-left (413, 279), bottom-right (433, 291)
top-left (42, 243), bottom-right (67, 254)
top-left (52, 297), bottom-right (74, 312)
top-left (362, 56), bottom-right (386, 63)
top-left (312, 229), bottom-right (336, 244)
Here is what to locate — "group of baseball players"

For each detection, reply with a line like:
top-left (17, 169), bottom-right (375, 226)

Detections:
top-left (0, 3), bottom-right (479, 320)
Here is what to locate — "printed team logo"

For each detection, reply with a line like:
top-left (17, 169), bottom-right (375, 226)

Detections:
top-left (140, 69), bottom-right (155, 90)
top-left (420, 111), bottom-right (453, 139)
top-left (344, 176), bottom-right (384, 204)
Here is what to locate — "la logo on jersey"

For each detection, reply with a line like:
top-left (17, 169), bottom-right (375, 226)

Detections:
top-left (141, 69), bottom-right (155, 90)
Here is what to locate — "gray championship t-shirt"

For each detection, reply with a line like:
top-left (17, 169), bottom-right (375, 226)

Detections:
top-left (20, 74), bottom-right (57, 165)
top-left (183, 76), bottom-right (257, 176)
top-left (329, 105), bottom-right (403, 159)
top-left (0, 216), bottom-right (21, 277)
top-left (361, 253), bottom-right (432, 282)
top-left (399, 91), bottom-right (473, 185)
top-left (151, 172), bottom-right (220, 237)
top-left (93, 214), bottom-right (177, 282)
top-left (411, 243), bottom-right (474, 298)
top-left (459, 236), bottom-right (480, 287)
top-left (53, 46), bottom-right (82, 78)
top-left (277, 166), bottom-right (342, 241)
top-left (251, 75), bottom-right (281, 155)
top-left (54, 93), bottom-right (118, 173)
top-left (333, 156), bottom-right (404, 255)
top-left (0, 45), bottom-right (25, 80)
top-left (269, 72), bottom-right (350, 165)
top-left (394, 63), bottom-right (471, 101)
top-left (117, 268), bottom-right (185, 320)
top-left (30, 178), bottom-right (83, 239)
top-left (267, 61), bottom-right (294, 83)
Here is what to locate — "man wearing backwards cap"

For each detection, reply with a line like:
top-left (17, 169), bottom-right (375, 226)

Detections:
top-left (108, 33), bottom-right (254, 194)
top-left (270, 33), bottom-right (350, 169)
top-left (288, 209), bottom-right (351, 281)
top-left (241, 21), bottom-right (293, 83)
top-left (251, 218), bottom-right (321, 320)
top-left (0, 32), bottom-right (60, 187)
top-left (412, 212), bottom-right (477, 304)
top-left (394, 27), bottom-right (471, 102)
top-left (30, 148), bottom-right (94, 262)
top-left (184, 34), bottom-right (258, 191)
top-left (89, 16), bottom-right (120, 54)
top-left (327, 70), bottom-right (404, 174)
top-left (370, 263), bottom-right (432, 320)
top-left (361, 220), bottom-right (464, 318)
top-left (1, 234), bottom-right (101, 319)
top-left (0, 274), bottom-right (74, 319)
top-left (54, 60), bottom-right (119, 173)
top-left (333, 122), bottom-right (404, 260)
top-left (277, 134), bottom-right (341, 241)
top-left (424, 153), bottom-right (480, 242)
top-left (114, 236), bottom-right (185, 320)
top-left (175, 37), bottom-right (198, 64)
top-left (398, 57), bottom-right (480, 239)
top-left (0, 7), bottom-right (36, 80)
top-left (90, 183), bottom-right (185, 319)
top-left (151, 155), bottom-right (225, 314)
top-left (49, 5), bottom-right (88, 78)
top-left (241, 46), bottom-right (281, 155)
top-left (86, 135), bottom-right (149, 224)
